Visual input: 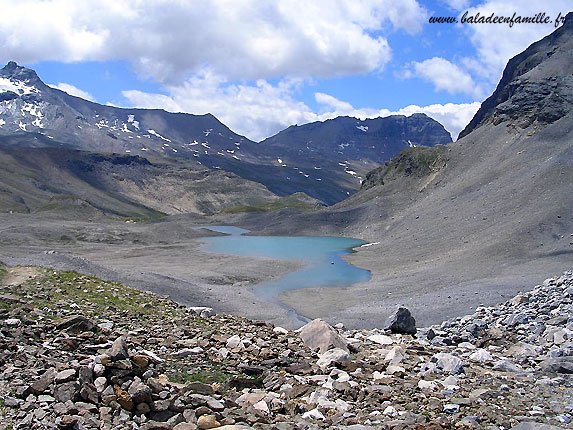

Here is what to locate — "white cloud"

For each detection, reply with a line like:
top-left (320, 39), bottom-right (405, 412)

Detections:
top-left (48, 82), bottom-right (95, 101)
top-left (406, 57), bottom-right (485, 99)
top-left (442, 0), bottom-right (470, 11)
top-left (122, 76), bottom-right (479, 142)
top-left (314, 93), bottom-right (355, 113)
top-left (0, 0), bottom-right (427, 83)
top-left (461, 1), bottom-right (570, 83)
top-left (123, 71), bottom-right (315, 141)
top-left (389, 102), bottom-right (481, 139)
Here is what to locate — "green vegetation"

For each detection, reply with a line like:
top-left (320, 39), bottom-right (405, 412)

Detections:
top-left (167, 364), bottom-right (235, 385)
top-left (0, 269), bottom-right (181, 321)
top-left (118, 214), bottom-right (167, 222)
top-left (361, 145), bottom-right (447, 190)
top-left (40, 271), bottom-right (178, 319)
top-left (385, 146), bottom-right (447, 177)
top-left (220, 195), bottom-right (319, 214)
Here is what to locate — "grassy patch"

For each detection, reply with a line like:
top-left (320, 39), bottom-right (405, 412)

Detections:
top-left (384, 146), bottom-right (447, 178)
top-left (220, 195), bottom-right (319, 214)
top-left (361, 145), bottom-right (447, 190)
top-left (167, 363), bottom-right (235, 385)
top-left (29, 271), bottom-right (179, 320)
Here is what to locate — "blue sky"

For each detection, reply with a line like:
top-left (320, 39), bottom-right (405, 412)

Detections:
top-left (1, 0), bottom-right (569, 141)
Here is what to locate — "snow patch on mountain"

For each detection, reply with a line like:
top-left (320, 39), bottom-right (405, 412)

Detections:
top-left (147, 129), bottom-right (171, 142)
top-left (127, 115), bottom-right (140, 130)
top-left (0, 77), bottom-right (38, 95)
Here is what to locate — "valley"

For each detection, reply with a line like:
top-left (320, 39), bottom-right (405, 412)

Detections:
top-left (0, 6), bottom-right (572, 430)
top-left (0, 13), bottom-right (571, 331)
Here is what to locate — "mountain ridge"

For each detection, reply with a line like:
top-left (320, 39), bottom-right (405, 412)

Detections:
top-left (0, 61), bottom-right (453, 204)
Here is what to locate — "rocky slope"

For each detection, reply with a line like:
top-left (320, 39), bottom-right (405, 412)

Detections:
top-left (0, 62), bottom-right (452, 204)
top-left (0, 266), bottom-right (571, 429)
top-left (0, 142), bottom-right (308, 217)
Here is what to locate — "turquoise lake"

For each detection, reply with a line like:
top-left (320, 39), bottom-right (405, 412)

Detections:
top-left (194, 226), bottom-right (371, 321)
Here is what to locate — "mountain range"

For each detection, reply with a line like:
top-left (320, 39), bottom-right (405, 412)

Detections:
top-left (0, 62), bottom-right (451, 207)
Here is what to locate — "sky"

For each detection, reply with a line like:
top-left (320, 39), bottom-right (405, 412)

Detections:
top-left (1, 0), bottom-right (569, 141)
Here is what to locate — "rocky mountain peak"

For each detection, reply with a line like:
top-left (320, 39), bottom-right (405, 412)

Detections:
top-left (459, 12), bottom-right (573, 139)
top-left (0, 61), bottom-right (44, 86)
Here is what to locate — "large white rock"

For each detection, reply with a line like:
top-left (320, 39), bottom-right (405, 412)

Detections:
top-left (252, 399), bottom-right (269, 414)
top-left (316, 348), bottom-right (350, 369)
top-left (385, 346), bottom-right (405, 364)
top-left (469, 348), bottom-right (493, 363)
top-left (299, 319), bottom-right (348, 354)
top-left (226, 335), bottom-right (244, 349)
top-left (302, 408), bottom-right (325, 420)
top-left (367, 334), bottom-right (394, 345)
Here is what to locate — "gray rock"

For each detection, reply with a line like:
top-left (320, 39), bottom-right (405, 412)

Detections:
top-left (128, 378), bottom-right (153, 403)
top-left (316, 347), bottom-right (350, 368)
top-left (188, 306), bottom-right (215, 318)
top-left (79, 383), bottom-right (99, 403)
top-left (510, 423), bottom-right (568, 430)
top-left (27, 368), bottom-right (56, 395)
top-left (430, 353), bottom-right (464, 374)
top-left (107, 336), bottom-right (129, 361)
top-left (443, 403), bottom-right (460, 414)
top-left (504, 313), bottom-right (529, 326)
top-left (55, 315), bottom-right (96, 334)
top-left (540, 357), bottom-right (573, 374)
top-left (55, 369), bottom-right (76, 383)
top-left (53, 382), bottom-right (79, 402)
top-left (4, 396), bottom-right (21, 407)
top-left (299, 318), bottom-right (348, 354)
top-left (172, 347), bottom-right (203, 357)
top-left (384, 306), bottom-right (416, 335)
top-left (3, 318), bottom-right (22, 327)
top-left (492, 359), bottom-right (523, 373)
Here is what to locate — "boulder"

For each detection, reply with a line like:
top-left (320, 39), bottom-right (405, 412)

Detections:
top-left (316, 347), bottom-right (350, 369)
top-left (384, 306), bottom-right (416, 335)
top-left (197, 414), bottom-right (220, 430)
top-left (54, 369), bottom-right (76, 384)
top-left (298, 319), bottom-right (348, 354)
top-left (55, 315), bottom-right (96, 334)
top-left (107, 336), bottom-right (129, 361)
top-left (53, 382), bottom-right (79, 403)
top-left (540, 357), bottom-right (573, 374)
top-left (367, 334), bottom-right (393, 345)
top-left (510, 423), bottom-right (568, 430)
top-left (428, 353), bottom-right (464, 374)
top-left (128, 378), bottom-right (153, 403)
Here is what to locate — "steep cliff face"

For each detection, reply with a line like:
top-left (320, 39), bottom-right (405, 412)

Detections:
top-left (459, 12), bottom-right (573, 138)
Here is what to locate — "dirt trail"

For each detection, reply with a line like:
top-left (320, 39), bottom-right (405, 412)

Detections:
top-left (1, 266), bottom-right (43, 286)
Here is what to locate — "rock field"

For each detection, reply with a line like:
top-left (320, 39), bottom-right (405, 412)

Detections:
top-left (0, 267), bottom-right (571, 429)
